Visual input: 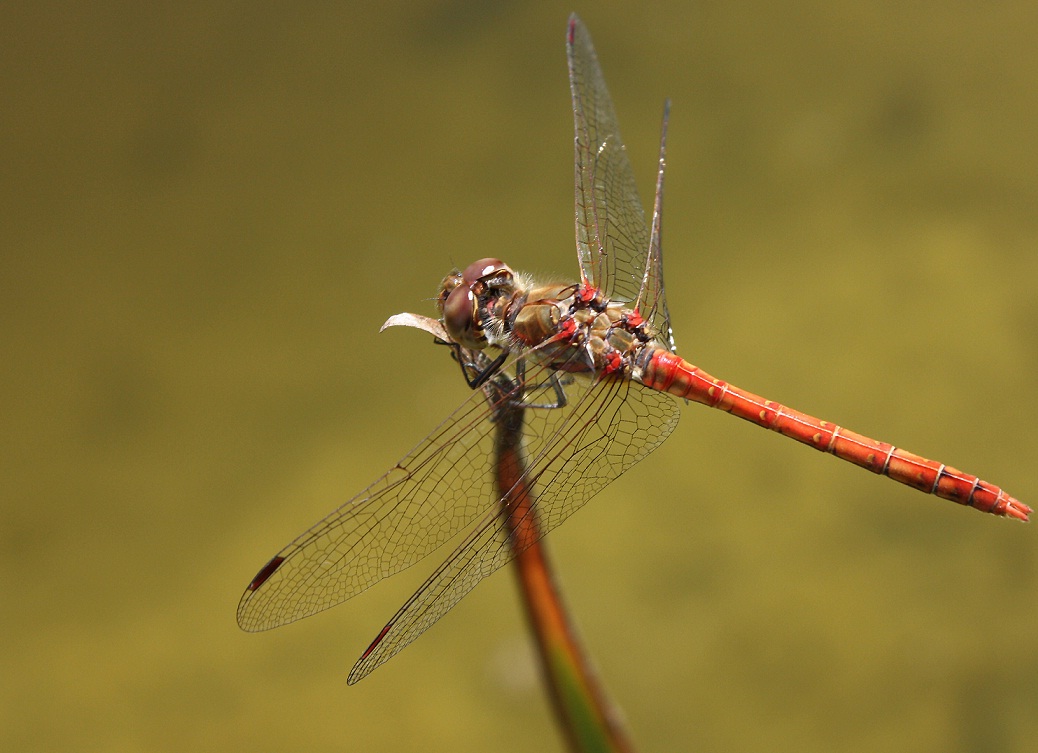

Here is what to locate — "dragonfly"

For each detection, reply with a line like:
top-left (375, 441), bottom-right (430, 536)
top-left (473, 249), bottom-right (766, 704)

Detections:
top-left (238, 14), bottom-right (1029, 685)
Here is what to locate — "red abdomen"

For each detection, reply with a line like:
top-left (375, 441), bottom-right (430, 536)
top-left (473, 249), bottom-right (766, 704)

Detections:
top-left (639, 349), bottom-right (1029, 521)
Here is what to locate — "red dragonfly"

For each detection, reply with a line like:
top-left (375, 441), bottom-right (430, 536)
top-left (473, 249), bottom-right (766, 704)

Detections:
top-left (238, 14), bottom-right (1029, 684)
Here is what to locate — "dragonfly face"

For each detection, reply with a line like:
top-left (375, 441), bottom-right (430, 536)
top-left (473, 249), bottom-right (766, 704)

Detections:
top-left (439, 257), bottom-right (517, 350)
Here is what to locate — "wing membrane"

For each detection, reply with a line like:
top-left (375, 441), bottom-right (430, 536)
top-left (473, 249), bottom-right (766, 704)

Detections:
top-left (348, 371), bottom-right (679, 682)
top-left (237, 372), bottom-right (513, 631)
top-left (568, 15), bottom-right (675, 350)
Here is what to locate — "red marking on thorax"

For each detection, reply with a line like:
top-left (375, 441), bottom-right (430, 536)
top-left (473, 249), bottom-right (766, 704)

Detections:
top-left (575, 284), bottom-right (599, 305)
top-left (601, 351), bottom-right (624, 375)
top-left (544, 317), bottom-right (578, 344)
top-left (624, 311), bottom-right (645, 328)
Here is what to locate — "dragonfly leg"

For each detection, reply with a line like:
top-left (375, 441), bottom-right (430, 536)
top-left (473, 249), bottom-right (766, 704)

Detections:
top-left (513, 360), bottom-right (569, 410)
top-left (447, 341), bottom-right (509, 389)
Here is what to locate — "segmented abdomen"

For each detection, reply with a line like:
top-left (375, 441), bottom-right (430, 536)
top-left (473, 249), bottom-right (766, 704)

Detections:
top-left (639, 349), bottom-right (1029, 520)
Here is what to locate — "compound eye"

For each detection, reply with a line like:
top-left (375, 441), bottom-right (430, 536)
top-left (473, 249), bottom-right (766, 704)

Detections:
top-left (442, 283), bottom-right (485, 348)
top-left (461, 258), bottom-right (512, 286)
top-left (437, 272), bottom-right (464, 319)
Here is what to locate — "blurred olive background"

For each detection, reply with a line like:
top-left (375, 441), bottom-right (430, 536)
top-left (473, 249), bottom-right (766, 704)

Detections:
top-left (3, 1), bottom-right (1037, 751)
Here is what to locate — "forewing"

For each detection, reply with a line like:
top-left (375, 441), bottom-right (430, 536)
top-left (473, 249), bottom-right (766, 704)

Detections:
top-left (348, 373), bottom-right (680, 683)
top-left (237, 379), bottom-right (515, 632)
top-left (568, 15), bottom-right (650, 310)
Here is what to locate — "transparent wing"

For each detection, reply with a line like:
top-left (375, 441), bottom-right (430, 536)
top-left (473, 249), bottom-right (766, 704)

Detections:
top-left (239, 15), bottom-right (683, 681)
top-left (639, 100), bottom-right (676, 351)
top-left (347, 369), bottom-right (679, 683)
top-left (237, 364), bottom-right (524, 632)
top-left (568, 14), bottom-right (674, 349)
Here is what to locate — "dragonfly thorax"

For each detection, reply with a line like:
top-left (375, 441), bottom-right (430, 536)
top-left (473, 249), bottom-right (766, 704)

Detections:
top-left (440, 257), bottom-right (661, 378)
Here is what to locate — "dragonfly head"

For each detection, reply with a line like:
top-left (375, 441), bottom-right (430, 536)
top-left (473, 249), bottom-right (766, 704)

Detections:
top-left (439, 258), bottom-right (516, 349)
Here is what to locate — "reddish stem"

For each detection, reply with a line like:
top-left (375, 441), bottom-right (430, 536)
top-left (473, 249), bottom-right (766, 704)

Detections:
top-left (494, 390), bottom-right (636, 753)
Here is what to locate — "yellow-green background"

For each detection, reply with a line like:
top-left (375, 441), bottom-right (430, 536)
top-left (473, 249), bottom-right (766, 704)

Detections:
top-left (4, 2), bottom-right (1036, 751)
